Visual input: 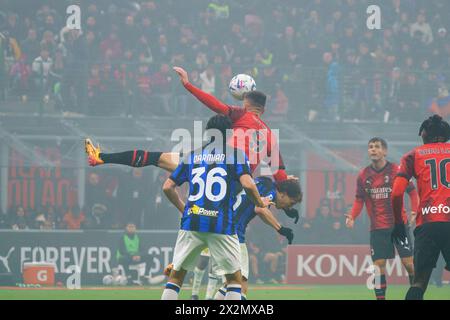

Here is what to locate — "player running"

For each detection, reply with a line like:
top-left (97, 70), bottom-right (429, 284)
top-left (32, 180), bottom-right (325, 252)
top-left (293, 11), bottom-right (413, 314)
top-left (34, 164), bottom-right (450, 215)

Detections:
top-left (392, 115), bottom-right (450, 300)
top-left (346, 137), bottom-right (418, 300)
top-left (160, 114), bottom-right (271, 300)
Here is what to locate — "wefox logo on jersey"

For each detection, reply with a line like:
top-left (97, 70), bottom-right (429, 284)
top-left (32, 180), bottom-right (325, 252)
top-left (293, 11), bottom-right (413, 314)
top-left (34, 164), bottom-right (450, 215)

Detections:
top-left (421, 205), bottom-right (450, 215)
top-left (188, 205), bottom-right (219, 217)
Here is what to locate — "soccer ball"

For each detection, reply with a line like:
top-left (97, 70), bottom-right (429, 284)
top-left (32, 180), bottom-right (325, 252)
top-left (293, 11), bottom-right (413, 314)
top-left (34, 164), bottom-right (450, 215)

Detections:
top-left (102, 275), bottom-right (114, 286)
top-left (229, 74), bottom-right (256, 100)
top-left (113, 275), bottom-right (128, 286)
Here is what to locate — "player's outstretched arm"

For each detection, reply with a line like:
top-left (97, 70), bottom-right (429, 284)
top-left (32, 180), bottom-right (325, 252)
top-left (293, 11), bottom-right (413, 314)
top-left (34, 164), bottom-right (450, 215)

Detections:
top-left (85, 139), bottom-right (180, 172)
top-left (173, 66), bottom-right (230, 115)
top-left (239, 174), bottom-right (273, 208)
top-left (162, 178), bottom-right (186, 214)
top-left (254, 207), bottom-right (294, 244)
top-left (346, 198), bottom-right (364, 229)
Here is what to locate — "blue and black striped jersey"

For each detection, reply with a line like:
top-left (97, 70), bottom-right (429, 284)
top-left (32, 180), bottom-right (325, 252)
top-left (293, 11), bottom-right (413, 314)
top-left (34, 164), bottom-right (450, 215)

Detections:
top-left (234, 177), bottom-right (277, 243)
top-left (169, 145), bottom-right (251, 235)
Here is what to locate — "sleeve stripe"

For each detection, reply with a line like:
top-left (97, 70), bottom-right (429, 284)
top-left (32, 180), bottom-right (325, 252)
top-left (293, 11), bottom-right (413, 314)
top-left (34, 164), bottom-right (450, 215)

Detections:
top-left (143, 151), bottom-right (149, 167)
top-left (131, 150), bottom-right (137, 166)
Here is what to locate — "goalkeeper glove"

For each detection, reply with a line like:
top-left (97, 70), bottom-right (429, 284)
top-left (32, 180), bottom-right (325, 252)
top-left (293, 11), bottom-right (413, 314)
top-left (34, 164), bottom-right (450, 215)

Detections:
top-left (283, 208), bottom-right (300, 224)
top-left (278, 226), bottom-right (294, 244)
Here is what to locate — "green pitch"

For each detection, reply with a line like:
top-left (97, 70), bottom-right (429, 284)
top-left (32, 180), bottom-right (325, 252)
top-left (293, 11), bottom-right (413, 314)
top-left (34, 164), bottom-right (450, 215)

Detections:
top-left (1, 284), bottom-right (449, 300)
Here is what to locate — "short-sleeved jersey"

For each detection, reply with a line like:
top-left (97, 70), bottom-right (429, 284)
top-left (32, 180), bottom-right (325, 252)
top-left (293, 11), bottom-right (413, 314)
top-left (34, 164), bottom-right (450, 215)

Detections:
top-left (397, 143), bottom-right (450, 227)
top-left (356, 161), bottom-right (414, 230)
top-left (234, 177), bottom-right (277, 243)
top-left (169, 144), bottom-right (251, 235)
top-left (228, 106), bottom-right (285, 175)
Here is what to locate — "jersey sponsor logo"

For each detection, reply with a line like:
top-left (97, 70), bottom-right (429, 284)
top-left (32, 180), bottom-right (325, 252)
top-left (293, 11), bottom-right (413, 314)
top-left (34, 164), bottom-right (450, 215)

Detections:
top-left (365, 187), bottom-right (392, 200)
top-left (421, 204), bottom-right (450, 215)
top-left (187, 205), bottom-right (219, 217)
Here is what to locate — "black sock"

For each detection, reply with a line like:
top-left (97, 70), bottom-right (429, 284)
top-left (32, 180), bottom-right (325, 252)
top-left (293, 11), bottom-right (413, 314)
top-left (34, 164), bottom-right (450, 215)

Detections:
top-left (100, 150), bottom-right (162, 167)
top-left (408, 275), bottom-right (414, 285)
top-left (374, 274), bottom-right (387, 300)
top-left (405, 286), bottom-right (424, 300)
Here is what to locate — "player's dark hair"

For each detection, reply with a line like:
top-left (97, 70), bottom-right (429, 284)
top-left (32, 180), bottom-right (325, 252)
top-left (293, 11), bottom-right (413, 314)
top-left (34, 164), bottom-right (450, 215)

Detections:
top-left (276, 179), bottom-right (303, 202)
top-left (244, 91), bottom-right (266, 109)
top-left (419, 115), bottom-right (450, 143)
top-left (368, 137), bottom-right (388, 149)
top-left (206, 114), bottom-right (232, 138)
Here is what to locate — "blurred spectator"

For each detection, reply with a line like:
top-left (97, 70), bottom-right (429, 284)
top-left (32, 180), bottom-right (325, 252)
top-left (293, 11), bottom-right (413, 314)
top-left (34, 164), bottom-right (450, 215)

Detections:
top-left (323, 52), bottom-right (340, 121)
top-left (0, 0), bottom-right (449, 122)
top-left (199, 65), bottom-right (216, 95)
top-left (398, 73), bottom-right (422, 121)
top-left (100, 31), bottom-right (122, 60)
top-left (114, 222), bottom-right (150, 284)
top-left (31, 49), bottom-right (52, 99)
top-left (429, 86), bottom-right (450, 119)
top-left (151, 63), bottom-right (172, 115)
top-left (10, 206), bottom-right (31, 230)
top-left (9, 56), bottom-right (31, 99)
top-left (116, 169), bottom-right (151, 228)
top-left (61, 206), bottom-right (86, 230)
top-left (410, 13), bottom-right (434, 46)
top-left (21, 29), bottom-right (40, 64)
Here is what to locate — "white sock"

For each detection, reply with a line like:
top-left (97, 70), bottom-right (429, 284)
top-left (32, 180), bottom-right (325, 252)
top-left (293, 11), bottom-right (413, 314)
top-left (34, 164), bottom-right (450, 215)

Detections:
top-left (225, 284), bottom-right (241, 300)
top-left (192, 267), bottom-right (206, 297)
top-left (205, 274), bottom-right (219, 300)
top-left (214, 286), bottom-right (226, 300)
top-left (161, 282), bottom-right (180, 300)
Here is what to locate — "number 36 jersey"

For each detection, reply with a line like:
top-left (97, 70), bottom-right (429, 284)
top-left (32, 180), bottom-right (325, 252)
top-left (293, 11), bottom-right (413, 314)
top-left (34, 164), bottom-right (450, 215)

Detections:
top-left (169, 144), bottom-right (251, 235)
top-left (398, 142), bottom-right (450, 227)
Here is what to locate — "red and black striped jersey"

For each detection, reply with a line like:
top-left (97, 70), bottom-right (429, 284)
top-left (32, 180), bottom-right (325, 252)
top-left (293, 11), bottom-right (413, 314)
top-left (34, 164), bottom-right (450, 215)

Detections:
top-left (397, 143), bottom-right (450, 227)
top-left (356, 161), bottom-right (415, 230)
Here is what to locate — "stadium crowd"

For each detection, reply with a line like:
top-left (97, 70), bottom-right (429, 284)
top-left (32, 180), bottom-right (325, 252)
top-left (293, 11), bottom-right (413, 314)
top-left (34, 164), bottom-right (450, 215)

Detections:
top-left (0, 0), bottom-right (449, 122)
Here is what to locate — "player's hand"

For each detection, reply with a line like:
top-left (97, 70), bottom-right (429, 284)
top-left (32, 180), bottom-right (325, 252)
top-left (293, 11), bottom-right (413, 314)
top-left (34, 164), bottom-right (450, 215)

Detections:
top-left (261, 197), bottom-right (275, 208)
top-left (278, 226), bottom-right (294, 245)
top-left (173, 66), bottom-right (189, 86)
top-left (392, 223), bottom-right (407, 245)
top-left (164, 263), bottom-right (173, 277)
top-left (409, 212), bottom-right (417, 227)
top-left (287, 175), bottom-right (299, 181)
top-left (283, 208), bottom-right (299, 224)
top-left (345, 214), bottom-right (354, 229)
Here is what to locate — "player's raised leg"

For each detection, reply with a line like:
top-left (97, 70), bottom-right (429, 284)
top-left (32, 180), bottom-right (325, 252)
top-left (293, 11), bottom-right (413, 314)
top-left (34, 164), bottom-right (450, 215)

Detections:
top-left (84, 138), bottom-right (179, 172)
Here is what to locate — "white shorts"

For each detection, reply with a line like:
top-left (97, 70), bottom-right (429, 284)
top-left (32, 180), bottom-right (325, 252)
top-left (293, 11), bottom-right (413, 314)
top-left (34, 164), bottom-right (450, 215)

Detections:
top-left (213, 243), bottom-right (249, 280)
top-left (172, 230), bottom-right (241, 276)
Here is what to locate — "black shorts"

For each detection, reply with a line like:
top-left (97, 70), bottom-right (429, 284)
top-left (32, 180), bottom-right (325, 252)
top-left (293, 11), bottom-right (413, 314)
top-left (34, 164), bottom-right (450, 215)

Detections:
top-left (370, 227), bottom-right (413, 261)
top-left (413, 222), bottom-right (450, 274)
